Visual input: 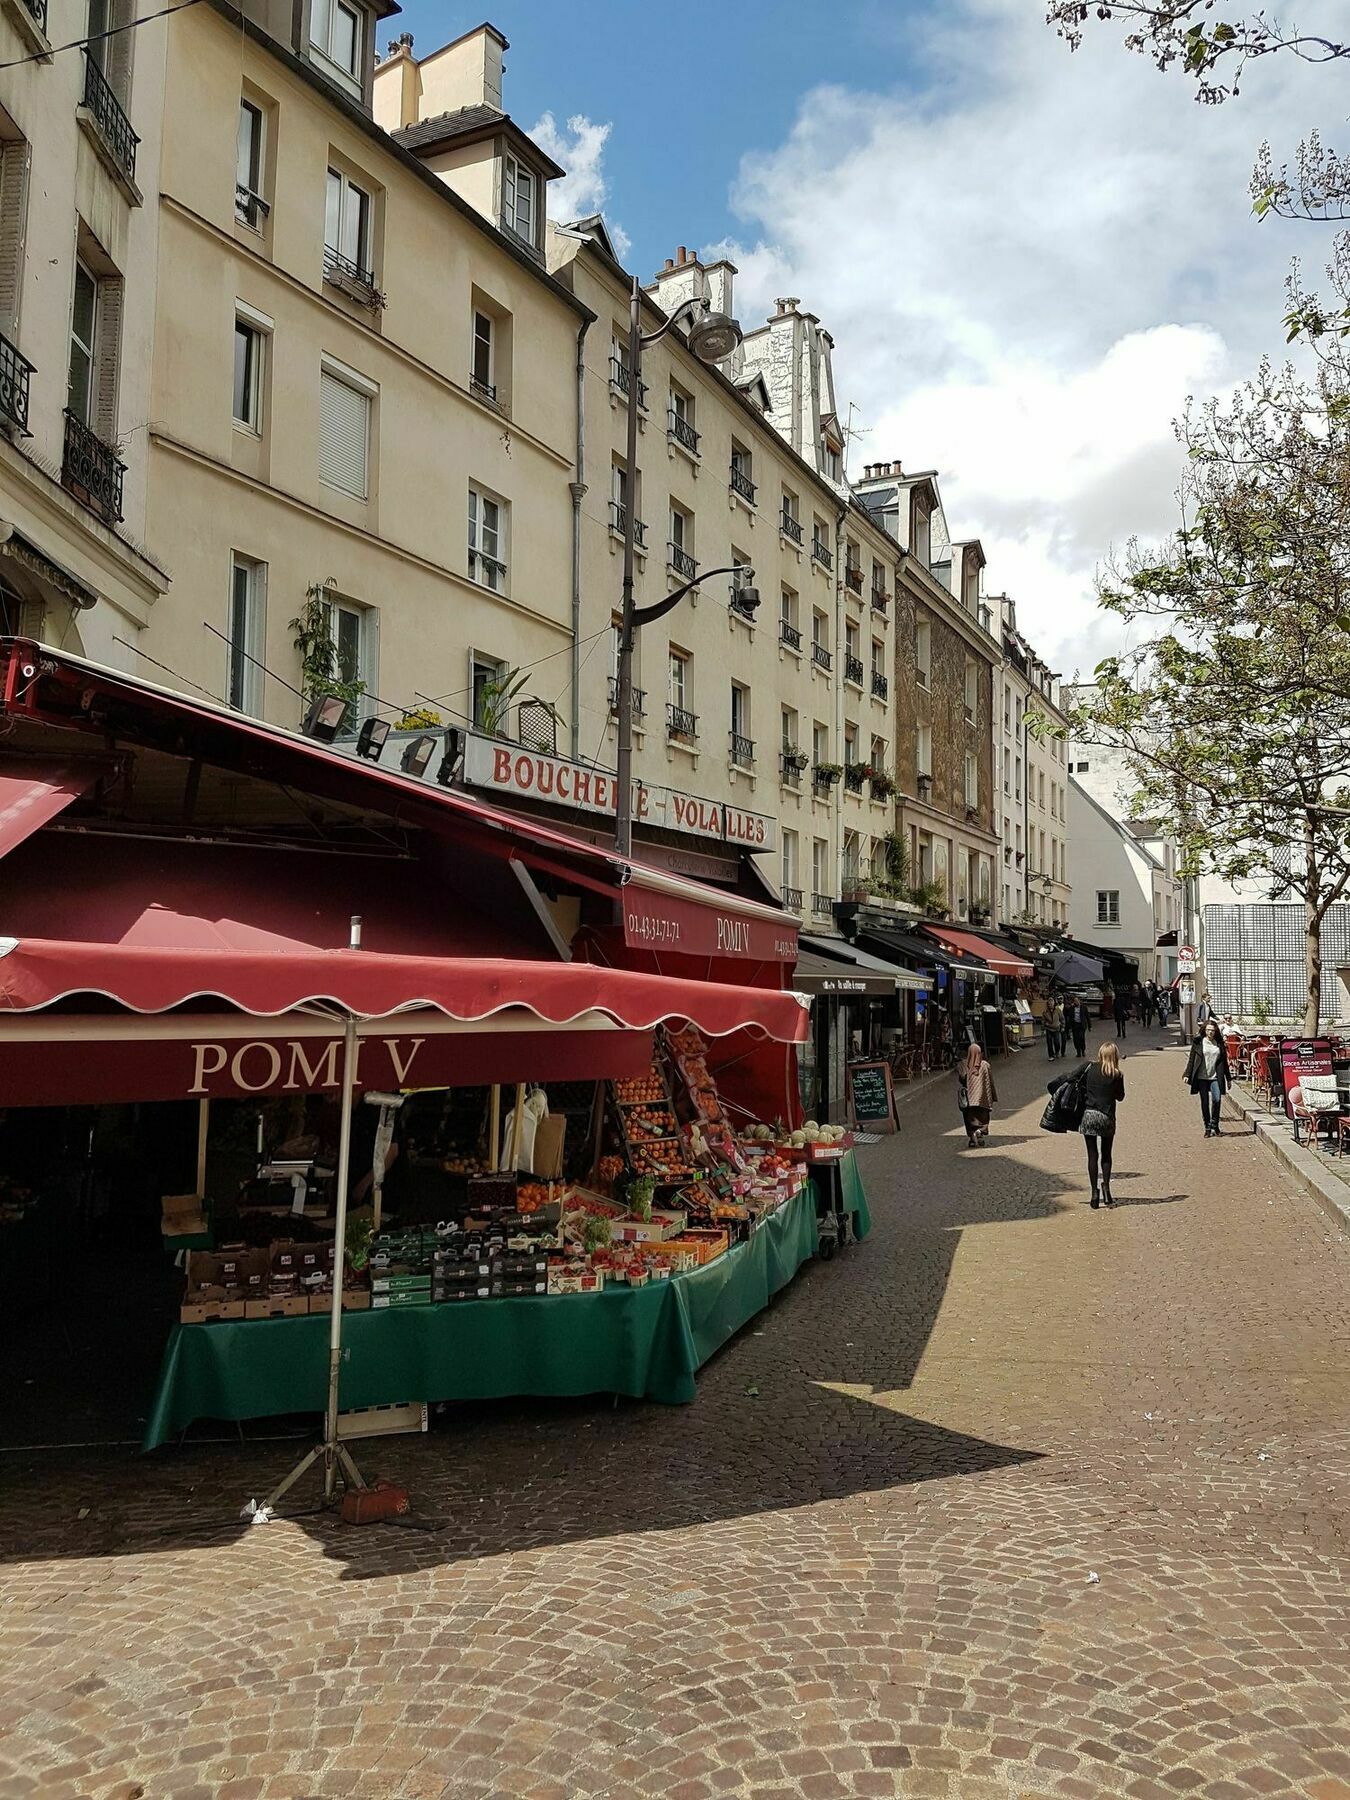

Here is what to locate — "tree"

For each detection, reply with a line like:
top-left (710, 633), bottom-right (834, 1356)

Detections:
top-left (1066, 320), bottom-right (1350, 1033)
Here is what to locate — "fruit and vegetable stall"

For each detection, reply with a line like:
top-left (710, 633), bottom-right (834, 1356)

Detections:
top-left (144, 1024), bottom-right (871, 1448)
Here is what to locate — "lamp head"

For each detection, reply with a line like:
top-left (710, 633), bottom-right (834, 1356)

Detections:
top-left (302, 693), bottom-right (348, 743)
top-left (355, 716), bottom-right (390, 760)
top-left (687, 308), bottom-right (742, 365)
top-left (734, 583), bottom-right (760, 618)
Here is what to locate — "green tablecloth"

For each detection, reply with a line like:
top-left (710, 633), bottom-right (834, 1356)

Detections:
top-left (142, 1153), bottom-right (871, 1451)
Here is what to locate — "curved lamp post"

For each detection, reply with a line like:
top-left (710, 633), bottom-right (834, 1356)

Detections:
top-left (614, 277), bottom-right (747, 857)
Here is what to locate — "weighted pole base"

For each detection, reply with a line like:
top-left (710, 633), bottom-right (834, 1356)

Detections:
top-left (260, 1437), bottom-right (369, 1514)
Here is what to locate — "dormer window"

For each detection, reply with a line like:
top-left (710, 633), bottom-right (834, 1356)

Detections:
top-left (503, 154), bottom-right (535, 245)
top-left (309, 0), bottom-right (364, 96)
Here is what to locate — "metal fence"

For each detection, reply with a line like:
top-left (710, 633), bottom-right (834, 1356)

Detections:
top-left (1202, 903), bottom-right (1350, 1021)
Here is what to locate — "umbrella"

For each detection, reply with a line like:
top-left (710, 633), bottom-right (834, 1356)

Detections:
top-left (1053, 951), bottom-right (1104, 985)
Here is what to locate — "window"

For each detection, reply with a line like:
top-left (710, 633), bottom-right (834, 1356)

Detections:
top-left (730, 440), bottom-right (754, 503)
top-left (310, 0), bottom-right (363, 85)
top-left (871, 637), bottom-right (884, 676)
top-left (965, 753), bottom-right (978, 809)
top-left (471, 652), bottom-right (507, 729)
top-left (236, 99), bottom-right (267, 228)
top-left (812, 720), bottom-right (829, 765)
top-left (471, 310), bottom-right (494, 400)
top-left (916, 724), bottom-right (932, 778)
top-left (915, 618), bottom-right (930, 687)
top-left (781, 704), bottom-right (798, 757)
top-left (669, 503), bottom-right (695, 577)
top-left (780, 586), bottom-right (798, 630)
top-left (1038, 769), bottom-right (1046, 809)
top-left (322, 592), bottom-right (373, 722)
top-left (812, 609), bottom-right (827, 649)
top-left (227, 554), bottom-right (266, 714)
top-left (503, 155), bottom-right (535, 244)
top-left (1097, 889), bottom-right (1121, 926)
top-left (325, 168), bottom-right (372, 282)
top-left (318, 362), bottom-right (371, 499)
top-left (669, 649), bottom-right (690, 710)
top-left (812, 837), bottom-right (830, 898)
top-left (669, 384), bottom-right (698, 455)
top-left (67, 259), bottom-right (98, 427)
top-left (842, 829), bottom-right (860, 884)
top-left (1003, 689), bottom-right (1011, 732)
top-left (468, 485), bottom-right (507, 591)
top-left (233, 315), bottom-right (263, 431)
top-left (782, 829), bottom-right (798, 892)
top-left (870, 735), bottom-right (887, 772)
top-left (964, 657), bottom-right (978, 721)
top-left (730, 683), bottom-right (751, 764)
top-left (1076, 759), bottom-right (1090, 773)
top-left (845, 619), bottom-right (860, 663)
top-left (1014, 756), bottom-right (1022, 801)
top-left (822, 439), bottom-right (841, 483)
top-left (843, 723), bottom-right (858, 765)
top-left (781, 487), bottom-right (802, 543)
top-left (913, 497), bottom-right (931, 565)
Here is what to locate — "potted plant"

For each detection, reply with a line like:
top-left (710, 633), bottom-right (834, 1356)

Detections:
top-left (813, 761), bottom-right (844, 786)
top-left (868, 766), bottom-right (896, 799)
top-left (781, 745), bottom-right (810, 771)
top-left (291, 580), bottom-right (366, 729)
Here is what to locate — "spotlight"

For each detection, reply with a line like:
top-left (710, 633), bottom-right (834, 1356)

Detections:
top-left (436, 727), bottom-right (463, 787)
top-left (302, 693), bottom-right (347, 742)
top-left (400, 734), bottom-right (436, 777)
top-left (356, 716), bottom-right (390, 760)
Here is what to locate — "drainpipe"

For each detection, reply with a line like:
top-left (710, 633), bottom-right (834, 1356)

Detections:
top-left (568, 317), bottom-right (591, 760)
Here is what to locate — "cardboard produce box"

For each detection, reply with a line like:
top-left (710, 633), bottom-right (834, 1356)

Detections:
top-left (244, 1294), bottom-right (310, 1320)
top-left (162, 1191), bottom-right (208, 1238)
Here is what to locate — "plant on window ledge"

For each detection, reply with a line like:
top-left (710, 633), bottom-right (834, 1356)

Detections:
top-left (476, 667), bottom-right (529, 738)
top-left (908, 878), bottom-right (948, 919)
top-left (812, 761), bottom-right (844, 784)
top-left (396, 705), bottom-right (442, 730)
top-left (291, 580), bottom-right (366, 719)
top-left (867, 766), bottom-right (897, 799)
top-left (866, 831), bottom-right (911, 900)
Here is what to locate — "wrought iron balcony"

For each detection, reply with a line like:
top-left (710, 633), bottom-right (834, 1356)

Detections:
top-left (469, 548), bottom-right (507, 589)
top-left (781, 885), bottom-right (803, 911)
top-left (82, 53), bottom-right (139, 188)
top-left (844, 564), bottom-right (864, 594)
top-left (780, 508), bottom-right (803, 545)
top-left (871, 585), bottom-right (890, 614)
top-left (235, 183), bottom-right (270, 229)
top-left (812, 891), bottom-right (835, 918)
top-left (871, 670), bottom-right (890, 701)
top-left (667, 703), bottom-right (698, 741)
top-left (607, 677), bottom-right (646, 718)
top-left (669, 410), bottom-right (700, 456)
top-left (323, 245), bottom-right (381, 304)
top-left (668, 542), bottom-right (697, 581)
top-left (811, 536), bottom-right (833, 570)
top-left (843, 652), bottom-right (864, 686)
top-left (844, 763), bottom-right (868, 794)
top-left (0, 332), bottom-right (34, 436)
top-left (609, 500), bottom-right (647, 548)
top-left (779, 618), bottom-right (802, 652)
top-left (608, 356), bottom-right (648, 408)
top-left (470, 374), bottom-right (497, 403)
top-left (729, 462), bottom-right (756, 505)
top-left (730, 731), bottom-right (754, 768)
top-left (811, 640), bottom-right (832, 672)
top-left (62, 409), bottom-right (125, 524)
top-left (781, 747), bottom-right (807, 785)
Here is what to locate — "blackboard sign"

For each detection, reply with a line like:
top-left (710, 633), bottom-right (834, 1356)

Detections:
top-left (847, 1060), bottom-right (896, 1132)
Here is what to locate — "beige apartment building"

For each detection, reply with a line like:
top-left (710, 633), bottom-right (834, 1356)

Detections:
top-left (0, 0), bottom-right (169, 663)
top-left (993, 594), bottom-right (1071, 927)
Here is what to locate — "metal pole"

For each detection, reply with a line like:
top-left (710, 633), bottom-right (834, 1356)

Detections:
top-left (614, 276), bottom-right (643, 858)
top-left (322, 1010), bottom-right (360, 1501)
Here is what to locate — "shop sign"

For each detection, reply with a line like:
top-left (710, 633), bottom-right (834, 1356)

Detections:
top-left (793, 973), bottom-right (895, 997)
top-left (1280, 1037), bottom-right (1334, 1122)
top-left (462, 734), bottom-right (776, 853)
top-left (622, 887), bottom-right (798, 962)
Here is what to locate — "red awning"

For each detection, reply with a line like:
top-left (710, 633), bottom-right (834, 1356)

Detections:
top-left (0, 758), bottom-right (99, 858)
top-left (0, 937), bottom-right (811, 1042)
top-left (923, 926), bottom-right (1033, 980)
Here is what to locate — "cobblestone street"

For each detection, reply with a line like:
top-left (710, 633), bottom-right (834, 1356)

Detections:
top-left (2, 1026), bottom-right (1348, 1800)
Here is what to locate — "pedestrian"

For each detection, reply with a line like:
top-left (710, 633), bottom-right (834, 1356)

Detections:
top-left (1044, 994), bottom-right (1065, 1060)
top-left (1197, 991), bottom-right (1216, 1027)
top-left (1142, 980), bottom-right (1158, 1027)
top-left (1156, 987), bottom-right (1170, 1030)
top-left (957, 1042), bottom-right (998, 1148)
top-left (1112, 987), bottom-right (1130, 1038)
top-left (1064, 993), bottom-right (1088, 1057)
top-left (1053, 1041), bottom-right (1126, 1207)
top-left (1184, 1018), bottom-right (1231, 1139)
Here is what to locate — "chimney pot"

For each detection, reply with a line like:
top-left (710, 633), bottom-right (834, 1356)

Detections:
top-left (677, 246), bottom-right (687, 264)
top-left (663, 258), bottom-right (674, 271)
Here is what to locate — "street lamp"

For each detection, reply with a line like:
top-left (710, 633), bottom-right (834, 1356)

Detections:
top-left (613, 276), bottom-right (746, 857)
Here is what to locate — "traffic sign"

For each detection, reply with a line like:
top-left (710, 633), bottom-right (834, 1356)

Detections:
top-left (1178, 944), bottom-right (1197, 973)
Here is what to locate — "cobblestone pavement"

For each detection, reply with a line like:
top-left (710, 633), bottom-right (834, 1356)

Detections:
top-left (2, 1027), bottom-right (1349, 1800)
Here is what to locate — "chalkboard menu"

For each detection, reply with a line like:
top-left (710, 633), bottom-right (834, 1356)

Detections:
top-left (847, 1060), bottom-right (896, 1133)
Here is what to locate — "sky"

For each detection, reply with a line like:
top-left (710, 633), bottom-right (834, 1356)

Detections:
top-left (392, 0), bottom-right (1349, 675)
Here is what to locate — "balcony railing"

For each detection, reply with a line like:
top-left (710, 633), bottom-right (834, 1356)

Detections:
top-left (780, 508), bottom-right (803, 545)
top-left (610, 500), bottom-right (647, 548)
top-left (871, 585), bottom-right (890, 615)
top-left (730, 462), bottom-right (757, 505)
top-left (608, 356), bottom-right (648, 409)
top-left (844, 763), bottom-right (868, 794)
top-left (323, 246), bottom-right (381, 304)
top-left (811, 536), bottom-right (833, 570)
top-left (235, 184), bottom-right (270, 229)
top-left (668, 542), bottom-right (697, 581)
top-left (667, 703), bottom-right (698, 741)
top-left (470, 374), bottom-right (497, 403)
top-left (811, 641), bottom-right (832, 672)
top-left (781, 885), bottom-right (803, 911)
top-left (62, 409), bottom-right (125, 524)
top-left (843, 652), bottom-right (864, 686)
top-left (468, 549), bottom-right (507, 589)
top-left (669, 410), bottom-right (700, 456)
top-left (730, 731), bottom-right (754, 768)
top-left (779, 618), bottom-right (802, 652)
top-left (82, 53), bottom-right (139, 188)
top-left (871, 670), bottom-right (890, 700)
top-left (781, 747), bottom-right (808, 785)
top-left (844, 564), bottom-right (864, 594)
top-left (0, 332), bottom-right (35, 436)
top-left (812, 891), bottom-right (835, 918)
top-left (607, 677), bottom-right (646, 718)
top-left (19, 0), bottom-right (48, 32)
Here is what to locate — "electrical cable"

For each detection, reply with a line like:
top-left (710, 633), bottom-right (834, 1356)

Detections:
top-left (114, 634), bottom-right (223, 704)
top-left (0, 0), bottom-right (205, 70)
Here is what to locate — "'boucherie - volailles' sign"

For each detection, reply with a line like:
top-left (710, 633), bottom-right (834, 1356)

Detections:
top-left (462, 735), bottom-right (777, 854)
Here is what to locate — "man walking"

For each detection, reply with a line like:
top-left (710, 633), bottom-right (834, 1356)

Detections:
top-left (1113, 986), bottom-right (1131, 1039)
top-left (1044, 993), bottom-right (1065, 1060)
top-left (1065, 993), bottom-right (1089, 1058)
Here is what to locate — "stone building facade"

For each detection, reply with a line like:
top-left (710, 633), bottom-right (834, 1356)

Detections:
top-left (994, 594), bottom-right (1071, 927)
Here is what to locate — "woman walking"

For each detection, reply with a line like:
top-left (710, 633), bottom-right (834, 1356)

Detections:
top-left (1053, 1041), bottom-right (1125, 1207)
top-left (957, 1042), bottom-right (998, 1148)
top-left (1184, 1018), bottom-right (1231, 1138)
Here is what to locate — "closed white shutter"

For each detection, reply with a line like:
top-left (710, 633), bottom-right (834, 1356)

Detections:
top-left (319, 369), bottom-right (369, 497)
top-left (0, 141), bottom-right (31, 342)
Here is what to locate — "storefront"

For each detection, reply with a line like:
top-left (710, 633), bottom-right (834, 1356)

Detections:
top-left (0, 640), bottom-right (872, 1457)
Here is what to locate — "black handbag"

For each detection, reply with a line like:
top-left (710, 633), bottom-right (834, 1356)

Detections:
top-left (1040, 1068), bottom-right (1087, 1133)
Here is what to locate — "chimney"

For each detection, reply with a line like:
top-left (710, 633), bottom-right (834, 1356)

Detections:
top-left (411, 22), bottom-right (509, 119)
top-left (647, 245), bottom-right (708, 328)
top-left (705, 258), bottom-right (735, 320)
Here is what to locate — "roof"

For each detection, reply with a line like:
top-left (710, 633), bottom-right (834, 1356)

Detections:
top-left (394, 104), bottom-right (567, 179)
top-left (1069, 777), bottom-right (1166, 872)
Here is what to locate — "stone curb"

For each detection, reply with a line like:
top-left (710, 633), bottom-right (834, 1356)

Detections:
top-left (1227, 1083), bottom-right (1350, 1234)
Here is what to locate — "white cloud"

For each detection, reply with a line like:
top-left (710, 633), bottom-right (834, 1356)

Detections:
top-left (529, 111), bottom-right (631, 259)
top-left (710, 0), bottom-right (1343, 670)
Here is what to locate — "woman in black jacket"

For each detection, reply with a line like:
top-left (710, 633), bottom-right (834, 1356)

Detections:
top-left (1052, 1041), bottom-right (1126, 1207)
top-left (1183, 1019), bottom-right (1231, 1138)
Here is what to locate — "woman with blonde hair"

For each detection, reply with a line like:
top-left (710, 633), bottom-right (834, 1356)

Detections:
top-left (1052, 1040), bottom-right (1126, 1207)
top-left (957, 1041), bottom-right (998, 1148)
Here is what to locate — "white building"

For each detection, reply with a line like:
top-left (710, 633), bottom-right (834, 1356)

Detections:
top-left (1067, 778), bottom-right (1185, 983)
top-left (993, 595), bottom-right (1070, 928)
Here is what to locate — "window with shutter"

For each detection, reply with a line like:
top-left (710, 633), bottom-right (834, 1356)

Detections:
top-left (0, 139), bottom-right (30, 344)
top-left (319, 368), bottom-right (370, 498)
top-left (67, 260), bottom-right (98, 427)
top-left (92, 276), bottom-right (123, 445)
